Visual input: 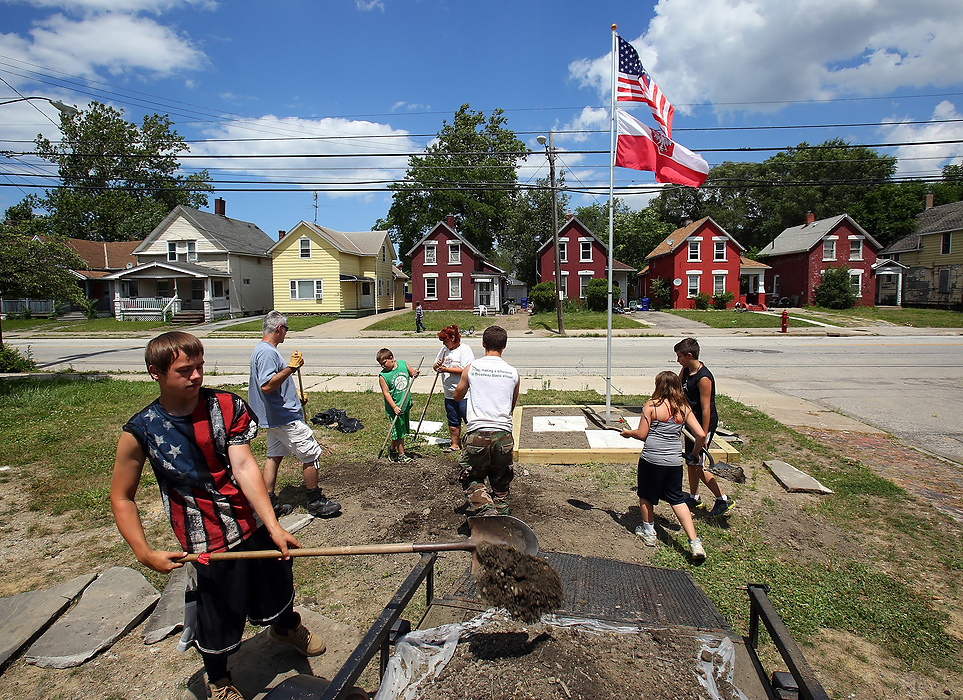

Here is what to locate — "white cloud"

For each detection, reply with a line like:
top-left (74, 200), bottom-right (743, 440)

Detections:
top-left (391, 101), bottom-right (431, 112)
top-left (562, 107), bottom-right (608, 143)
top-left (355, 0), bottom-right (384, 11)
top-left (13, 0), bottom-right (216, 13)
top-left (882, 100), bottom-right (963, 178)
top-left (570, 0), bottom-right (963, 114)
top-left (190, 115), bottom-right (419, 199)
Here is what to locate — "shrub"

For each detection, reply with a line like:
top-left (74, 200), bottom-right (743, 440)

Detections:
top-left (650, 278), bottom-right (671, 309)
top-left (814, 266), bottom-right (857, 309)
top-left (584, 278), bottom-right (609, 312)
top-left (528, 282), bottom-right (557, 314)
top-left (0, 345), bottom-right (37, 372)
top-left (712, 291), bottom-right (735, 309)
top-left (694, 292), bottom-right (713, 310)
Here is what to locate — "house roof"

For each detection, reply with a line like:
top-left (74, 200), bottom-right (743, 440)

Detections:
top-left (759, 214), bottom-right (879, 257)
top-left (537, 217), bottom-right (636, 271)
top-left (104, 260), bottom-right (227, 280)
top-left (274, 222), bottom-right (392, 258)
top-left (406, 220), bottom-right (486, 260)
top-left (646, 217), bottom-right (744, 260)
top-left (64, 238), bottom-right (139, 270)
top-left (882, 200), bottom-right (963, 254)
top-left (392, 265), bottom-right (409, 280)
top-left (136, 205), bottom-right (275, 257)
top-left (740, 256), bottom-right (770, 270)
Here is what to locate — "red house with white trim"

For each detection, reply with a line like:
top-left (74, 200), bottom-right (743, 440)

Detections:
top-left (638, 217), bottom-right (768, 309)
top-left (536, 216), bottom-right (636, 300)
top-left (407, 216), bottom-right (508, 312)
top-left (759, 213), bottom-right (880, 307)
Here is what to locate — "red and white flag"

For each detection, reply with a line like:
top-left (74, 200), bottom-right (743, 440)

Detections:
top-left (615, 108), bottom-right (708, 188)
top-left (616, 35), bottom-right (674, 137)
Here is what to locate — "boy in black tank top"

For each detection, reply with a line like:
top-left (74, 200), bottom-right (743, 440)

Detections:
top-left (674, 338), bottom-right (733, 517)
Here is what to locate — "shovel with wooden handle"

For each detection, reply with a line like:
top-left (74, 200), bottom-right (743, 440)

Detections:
top-left (174, 514), bottom-right (538, 563)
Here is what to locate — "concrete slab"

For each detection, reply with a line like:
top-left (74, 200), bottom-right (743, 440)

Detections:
top-left (142, 565), bottom-right (190, 644)
top-left (0, 572), bottom-right (96, 671)
top-left (182, 607), bottom-right (365, 700)
top-left (279, 513), bottom-right (315, 535)
top-left (764, 460), bottom-right (834, 494)
top-left (532, 415), bottom-right (588, 432)
top-left (25, 566), bottom-right (159, 668)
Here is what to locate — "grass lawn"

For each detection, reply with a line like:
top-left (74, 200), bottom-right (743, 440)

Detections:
top-left (1, 375), bottom-right (959, 676)
top-left (0, 317), bottom-right (168, 332)
top-left (665, 309), bottom-right (823, 328)
top-left (213, 315), bottom-right (337, 334)
top-left (528, 310), bottom-right (644, 331)
top-left (794, 306), bottom-right (963, 328)
top-left (363, 310), bottom-right (499, 333)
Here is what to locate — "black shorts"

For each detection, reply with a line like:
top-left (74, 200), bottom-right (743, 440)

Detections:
top-left (636, 456), bottom-right (685, 507)
top-left (194, 526), bottom-right (297, 655)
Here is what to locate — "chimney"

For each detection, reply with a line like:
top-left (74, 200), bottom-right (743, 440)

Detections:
top-left (215, 198), bottom-right (226, 216)
top-left (925, 193), bottom-right (934, 210)
top-left (446, 214), bottom-right (455, 229)
top-left (279, 230), bottom-right (286, 241)
top-left (565, 211), bottom-right (573, 222)
top-left (805, 211), bottom-right (815, 225)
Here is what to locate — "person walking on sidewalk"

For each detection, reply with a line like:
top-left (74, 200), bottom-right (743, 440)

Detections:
top-left (111, 331), bottom-right (326, 700)
top-left (248, 311), bottom-right (341, 519)
top-left (415, 302), bottom-right (426, 333)
top-left (674, 337), bottom-right (732, 518)
top-left (453, 325), bottom-right (519, 516)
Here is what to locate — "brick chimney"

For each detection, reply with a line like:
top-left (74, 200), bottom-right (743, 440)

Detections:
top-left (446, 214), bottom-right (455, 229)
top-left (214, 198), bottom-right (226, 216)
top-left (565, 211), bottom-right (573, 221)
top-left (925, 193), bottom-right (934, 210)
top-left (804, 211), bottom-right (815, 225)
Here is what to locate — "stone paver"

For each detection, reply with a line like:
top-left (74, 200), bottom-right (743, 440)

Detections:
top-left (764, 460), bottom-right (834, 494)
top-left (142, 564), bottom-right (190, 645)
top-left (0, 572), bottom-right (96, 670)
top-left (25, 566), bottom-right (159, 668)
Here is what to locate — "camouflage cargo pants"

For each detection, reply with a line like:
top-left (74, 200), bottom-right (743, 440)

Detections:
top-left (458, 429), bottom-right (514, 514)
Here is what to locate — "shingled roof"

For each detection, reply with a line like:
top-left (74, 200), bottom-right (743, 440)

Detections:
top-left (137, 205), bottom-right (275, 257)
top-left (271, 222), bottom-right (392, 257)
top-left (759, 214), bottom-right (879, 257)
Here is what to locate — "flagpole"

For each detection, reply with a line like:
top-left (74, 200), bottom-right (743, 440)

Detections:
top-left (606, 24), bottom-right (618, 424)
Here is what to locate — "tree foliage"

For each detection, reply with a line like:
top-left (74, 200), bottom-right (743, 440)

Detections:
top-left (574, 199), bottom-right (673, 273)
top-left (380, 104), bottom-right (527, 268)
top-left (813, 265), bottom-right (857, 309)
top-left (32, 102), bottom-right (212, 241)
top-left (499, 172), bottom-right (569, 289)
top-left (528, 282), bottom-right (557, 314)
top-left (584, 278), bottom-right (609, 311)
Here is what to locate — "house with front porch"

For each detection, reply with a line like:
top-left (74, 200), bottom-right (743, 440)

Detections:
top-left (759, 213), bottom-right (880, 307)
top-left (638, 217), bottom-right (766, 309)
top-left (105, 199), bottom-right (275, 322)
top-left (536, 216), bottom-right (636, 302)
top-left (269, 221), bottom-right (404, 317)
top-left (407, 216), bottom-right (509, 313)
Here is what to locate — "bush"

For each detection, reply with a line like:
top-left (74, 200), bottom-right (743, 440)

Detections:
top-left (814, 266), bottom-right (857, 309)
top-left (712, 291), bottom-right (735, 309)
top-left (650, 278), bottom-right (671, 310)
top-left (528, 282), bottom-right (557, 314)
top-left (584, 278), bottom-right (609, 312)
top-left (0, 344), bottom-right (37, 372)
top-left (694, 292), bottom-right (713, 310)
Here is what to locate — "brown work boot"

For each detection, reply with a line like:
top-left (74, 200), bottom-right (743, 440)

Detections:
top-left (208, 676), bottom-right (244, 700)
top-left (269, 623), bottom-right (326, 656)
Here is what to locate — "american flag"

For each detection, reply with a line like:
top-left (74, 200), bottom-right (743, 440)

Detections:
top-left (617, 35), bottom-right (674, 138)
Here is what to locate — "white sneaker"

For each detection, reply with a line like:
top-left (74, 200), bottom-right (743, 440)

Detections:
top-left (634, 525), bottom-right (659, 547)
top-left (689, 538), bottom-right (706, 561)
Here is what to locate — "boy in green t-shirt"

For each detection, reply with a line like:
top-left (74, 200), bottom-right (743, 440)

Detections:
top-left (377, 348), bottom-right (420, 462)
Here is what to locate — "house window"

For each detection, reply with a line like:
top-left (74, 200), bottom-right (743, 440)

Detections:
top-left (849, 271), bottom-right (862, 297)
top-left (822, 240), bottom-right (836, 261)
top-left (212, 280), bottom-right (224, 298)
top-left (289, 279), bottom-right (323, 300)
top-left (580, 241), bottom-right (592, 262)
top-left (773, 275), bottom-right (781, 297)
top-left (713, 275), bottom-right (726, 295)
top-left (449, 243), bottom-right (461, 264)
top-left (185, 241), bottom-right (196, 262)
top-left (559, 242), bottom-right (567, 263)
top-left (424, 245), bottom-right (437, 265)
top-left (449, 276), bottom-right (461, 300)
top-left (688, 240), bottom-right (700, 262)
top-left (580, 274), bottom-right (592, 298)
top-left (121, 281), bottom-right (138, 298)
top-left (378, 279), bottom-right (383, 297)
top-left (938, 269), bottom-right (950, 294)
top-left (191, 279), bottom-right (203, 300)
top-left (425, 277), bottom-right (437, 300)
top-left (168, 241), bottom-right (196, 262)
top-left (243, 278), bottom-right (251, 286)
top-left (156, 281), bottom-right (170, 297)
top-left (299, 238), bottom-right (311, 258)
top-left (714, 241), bottom-right (726, 261)
top-left (167, 242), bottom-right (177, 262)
top-left (687, 274), bottom-right (700, 298)
top-left (942, 232), bottom-right (952, 255)
top-left (849, 239), bottom-right (862, 260)
top-left (382, 246), bottom-right (387, 262)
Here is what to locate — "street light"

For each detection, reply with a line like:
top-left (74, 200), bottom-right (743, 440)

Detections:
top-left (0, 96), bottom-right (80, 116)
top-left (537, 132), bottom-right (565, 336)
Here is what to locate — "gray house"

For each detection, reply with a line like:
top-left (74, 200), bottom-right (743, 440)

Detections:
top-left (105, 199), bottom-right (275, 322)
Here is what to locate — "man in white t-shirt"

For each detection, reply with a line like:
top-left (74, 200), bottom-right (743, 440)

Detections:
top-left (453, 325), bottom-right (519, 516)
top-left (432, 325), bottom-right (475, 454)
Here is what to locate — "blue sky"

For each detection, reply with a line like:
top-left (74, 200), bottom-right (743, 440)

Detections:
top-left (2, 0), bottom-right (963, 245)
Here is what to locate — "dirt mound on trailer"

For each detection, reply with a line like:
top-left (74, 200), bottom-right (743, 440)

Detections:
top-left (473, 542), bottom-right (563, 622)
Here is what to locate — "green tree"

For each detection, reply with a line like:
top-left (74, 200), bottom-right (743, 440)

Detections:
top-left (573, 199), bottom-right (673, 273)
top-left (33, 102), bottom-right (212, 241)
top-left (500, 172), bottom-right (569, 289)
top-left (813, 266), bottom-right (857, 309)
top-left (584, 278), bottom-right (609, 311)
top-left (379, 104), bottom-right (527, 268)
top-left (528, 281), bottom-right (557, 314)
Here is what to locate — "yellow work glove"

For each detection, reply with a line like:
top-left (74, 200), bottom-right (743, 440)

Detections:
top-left (288, 350), bottom-right (304, 370)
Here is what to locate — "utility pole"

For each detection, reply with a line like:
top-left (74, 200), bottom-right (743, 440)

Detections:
top-left (538, 132), bottom-right (565, 336)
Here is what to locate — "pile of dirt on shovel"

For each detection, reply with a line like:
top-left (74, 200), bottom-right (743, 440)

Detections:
top-left (473, 542), bottom-right (564, 623)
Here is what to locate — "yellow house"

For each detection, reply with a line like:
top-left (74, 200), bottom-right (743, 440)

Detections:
top-left (269, 221), bottom-right (407, 317)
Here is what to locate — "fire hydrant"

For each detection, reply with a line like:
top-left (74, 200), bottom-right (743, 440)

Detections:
top-left (780, 309), bottom-right (788, 333)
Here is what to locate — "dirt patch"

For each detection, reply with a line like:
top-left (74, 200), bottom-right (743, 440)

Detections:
top-left (473, 543), bottom-right (563, 622)
top-left (519, 405), bottom-right (640, 450)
